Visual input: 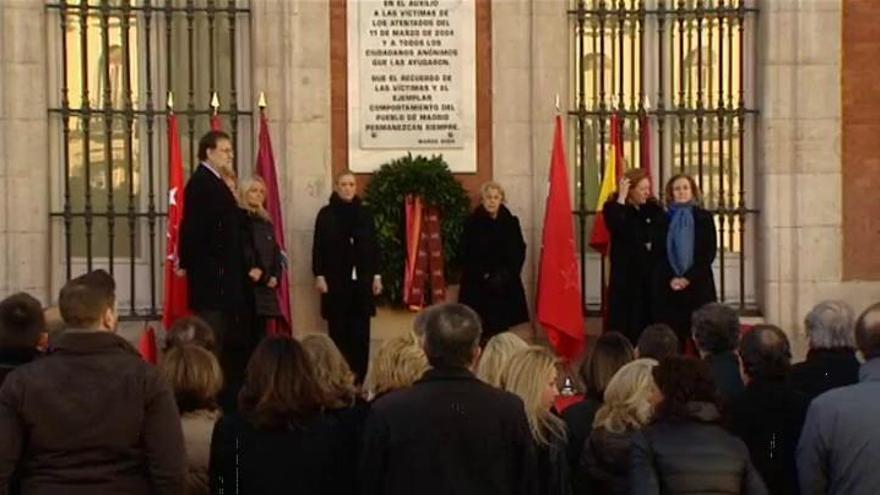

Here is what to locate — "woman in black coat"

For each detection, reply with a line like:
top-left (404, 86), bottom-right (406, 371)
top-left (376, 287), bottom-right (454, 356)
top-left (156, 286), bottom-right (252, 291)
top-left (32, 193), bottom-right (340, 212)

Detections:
top-left (458, 181), bottom-right (530, 344)
top-left (209, 337), bottom-right (356, 495)
top-left (603, 169), bottom-right (664, 344)
top-left (241, 177), bottom-right (283, 347)
top-left (312, 171), bottom-right (381, 383)
top-left (630, 357), bottom-right (767, 495)
top-left (652, 174), bottom-right (718, 346)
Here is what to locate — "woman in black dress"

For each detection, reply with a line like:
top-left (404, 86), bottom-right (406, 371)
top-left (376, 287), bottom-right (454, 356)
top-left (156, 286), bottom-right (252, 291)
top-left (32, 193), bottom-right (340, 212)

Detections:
top-left (652, 174), bottom-right (717, 346)
top-left (312, 171), bottom-right (381, 383)
top-left (458, 181), bottom-right (530, 344)
top-left (603, 168), bottom-right (663, 344)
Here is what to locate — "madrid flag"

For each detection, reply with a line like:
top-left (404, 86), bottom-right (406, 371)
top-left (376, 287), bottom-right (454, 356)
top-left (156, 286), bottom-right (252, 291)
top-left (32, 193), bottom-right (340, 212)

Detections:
top-left (162, 113), bottom-right (190, 330)
top-left (536, 115), bottom-right (585, 361)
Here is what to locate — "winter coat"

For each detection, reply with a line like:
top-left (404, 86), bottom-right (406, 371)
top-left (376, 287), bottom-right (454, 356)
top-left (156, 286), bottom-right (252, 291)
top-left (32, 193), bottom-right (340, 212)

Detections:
top-left (562, 397), bottom-right (602, 473)
top-left (180, 164), bottom-right (248, 311)
top-left (576, 427), bottom-right (634, 495)
top-left (729, 376), bottom-right (809, 495)
top-left (243, 212), bottom-right (283, 317)
top-left (789, 348), bottom-right (860, 404)
top-left (652, 205), bottom-right (718, 342)
top-left (358, 366), bottom-right (538, 495)
top-left (312, 194), bottom-right (379, 319)
top-left (181, 408), bottom-right (221, 495)
top-left (536, 429), bottom-right (572, 495)
top-left (0, 330), bottom-right (185, 495)
top-left (630, 401), bottom-right (767, 495)
top-left (209, 412), bottom-right (356, 495)
top-left (458, 204), bottom-right (530, 339)
top-left (603, 197), bottom-right (664, 344)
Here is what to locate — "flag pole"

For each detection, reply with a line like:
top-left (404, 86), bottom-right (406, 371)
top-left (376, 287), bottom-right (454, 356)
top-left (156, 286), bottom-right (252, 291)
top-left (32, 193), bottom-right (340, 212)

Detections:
top-left (210, 91), bottom-right (220, 116)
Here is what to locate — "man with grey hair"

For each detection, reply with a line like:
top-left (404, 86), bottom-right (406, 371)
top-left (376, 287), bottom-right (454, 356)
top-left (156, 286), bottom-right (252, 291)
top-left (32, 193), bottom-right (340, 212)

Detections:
top-left (790, 300), bottom-right (860, 404)
top-left (798, 302), bottom-right (880, 495)
top-left (359, 303), bottom-right (537, 495)
top-left (691, 302), bottom-right (744, 403)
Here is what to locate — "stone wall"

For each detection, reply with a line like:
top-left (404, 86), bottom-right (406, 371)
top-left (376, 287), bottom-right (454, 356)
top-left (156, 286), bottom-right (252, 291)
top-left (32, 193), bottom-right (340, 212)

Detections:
top-left (759, 0), bottom-right (880, 356)
top-left (0, 0), bottom-right (51, 303)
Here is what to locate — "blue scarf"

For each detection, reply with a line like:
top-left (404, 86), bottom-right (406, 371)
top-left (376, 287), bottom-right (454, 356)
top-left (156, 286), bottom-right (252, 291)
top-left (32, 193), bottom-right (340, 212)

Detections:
top-left (667, 203), bottom-right (695, 277)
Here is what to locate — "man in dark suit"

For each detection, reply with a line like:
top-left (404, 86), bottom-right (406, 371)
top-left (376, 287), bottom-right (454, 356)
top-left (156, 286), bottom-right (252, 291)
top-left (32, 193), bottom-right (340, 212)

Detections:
top-left (179, 130), bottom-right (249, 383)
top-left (359, 303), bottom-right (537, 495)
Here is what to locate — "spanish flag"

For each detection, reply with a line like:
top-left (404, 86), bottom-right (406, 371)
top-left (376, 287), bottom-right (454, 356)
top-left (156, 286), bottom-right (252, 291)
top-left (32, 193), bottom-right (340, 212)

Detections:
top-left (588, 114), bottom-right (624, 255)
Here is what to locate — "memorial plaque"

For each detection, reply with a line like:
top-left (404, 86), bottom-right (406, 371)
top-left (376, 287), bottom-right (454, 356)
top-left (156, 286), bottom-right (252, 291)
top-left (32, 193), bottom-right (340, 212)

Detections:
top-left (348, 0), bottom-right (476, 172)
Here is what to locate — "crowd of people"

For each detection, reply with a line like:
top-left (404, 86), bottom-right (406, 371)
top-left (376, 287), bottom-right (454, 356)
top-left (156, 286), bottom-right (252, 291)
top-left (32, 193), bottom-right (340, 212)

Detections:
top-left (1, 267), bottom-right (880, 494)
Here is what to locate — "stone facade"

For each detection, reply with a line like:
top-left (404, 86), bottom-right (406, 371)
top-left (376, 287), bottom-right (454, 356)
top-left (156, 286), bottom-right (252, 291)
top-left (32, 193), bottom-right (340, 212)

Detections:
top-left (0, 0), bottom-right (50, 301)
top-left (1, 0), bottom-right (878, 356)
top-left (758, 0), bottom-right (880, 356)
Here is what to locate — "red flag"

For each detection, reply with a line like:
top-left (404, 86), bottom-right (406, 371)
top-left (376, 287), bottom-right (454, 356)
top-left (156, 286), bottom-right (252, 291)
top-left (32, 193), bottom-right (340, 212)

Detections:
top-left (537, 116), bottom-right (586, 361)
top-left (210, 112), bottom-right (222, 131)
top-left (255, 112), bottom-right (292, 335)
top-left (589, 114), bottom-right (624, 255)
top-left (138, 326), bottom-right (158, 364)
top-left (162, 113), bottom-right (190, 330)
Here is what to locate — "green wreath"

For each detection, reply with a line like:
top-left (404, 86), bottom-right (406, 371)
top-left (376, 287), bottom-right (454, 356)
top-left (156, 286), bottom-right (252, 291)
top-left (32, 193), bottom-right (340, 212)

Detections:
top-left (364, 154), bottom-right (471, 306)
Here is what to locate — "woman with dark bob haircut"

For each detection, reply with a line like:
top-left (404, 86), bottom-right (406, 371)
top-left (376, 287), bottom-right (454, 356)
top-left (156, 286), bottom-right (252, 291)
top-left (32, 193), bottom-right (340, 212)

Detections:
top-left (209, 337), bottom-right (355, 494)
top-left (630, 357), bottom-right (767, 494)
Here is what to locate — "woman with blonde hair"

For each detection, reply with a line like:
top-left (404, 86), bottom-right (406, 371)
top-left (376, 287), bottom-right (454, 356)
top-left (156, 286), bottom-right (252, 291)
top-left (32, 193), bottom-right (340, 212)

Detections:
top-left (240, 175), bottom-right (284, 344)
top-left (576, 358), bottom-right (658, 495)
top-left (158, 344), bottom-right (223, 495)
top-left (364, 335), bottom-right (430, 401)
top-left (501, 346), bottom-right (571, 495)
top-left (476, 331), bottom-right (529, 388)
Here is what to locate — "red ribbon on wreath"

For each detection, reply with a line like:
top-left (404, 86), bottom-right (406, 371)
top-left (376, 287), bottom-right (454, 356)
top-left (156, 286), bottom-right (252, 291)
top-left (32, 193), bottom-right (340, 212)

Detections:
top-left (404, 195), bottom-right (446, 309)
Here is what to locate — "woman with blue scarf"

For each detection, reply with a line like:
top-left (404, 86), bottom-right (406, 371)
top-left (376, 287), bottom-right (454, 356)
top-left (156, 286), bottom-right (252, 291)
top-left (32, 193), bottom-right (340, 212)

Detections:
top-left (653, 174), bottom-right (718, 347)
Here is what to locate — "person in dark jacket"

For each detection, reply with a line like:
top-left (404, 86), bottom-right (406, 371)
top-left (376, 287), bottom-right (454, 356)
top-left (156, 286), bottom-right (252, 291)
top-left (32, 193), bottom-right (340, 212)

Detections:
top-left (603, 168), bottom-right (664, 344)
top-left (240, 176), bottom-right (283, 344)
top-left (0, 270), bottom-right (185, 494)
top-left (692, 302), bottom-right (745, 404)
top-left (729, 325), bottom-right (808, 495)
top-left (577, 358), bottom-right (659, 495)
top-left (563, 332), bottom-right (633, 472)
top-left (0, 293), bottom-right (45, 388)
top-left (630, 356), bottom-right (767, 495)
top-left (797, 303), bottom-right (880, 495)
top-left (179, 130), bottom-right (250, 384)
top-left (790, 300), bottom-right (860, 404)
top-left (653, 174), bottom-right (718, 344)
top-left (502, 346), bottom-right (572, 495)
top-left (312, 171), bottom-right (381, 383)
top-left (359, 303), bottom-right (537, 495)
top-left (459, 181), bottom-right (530, 343)
top-left (209, 336), bottom-right (355, 495)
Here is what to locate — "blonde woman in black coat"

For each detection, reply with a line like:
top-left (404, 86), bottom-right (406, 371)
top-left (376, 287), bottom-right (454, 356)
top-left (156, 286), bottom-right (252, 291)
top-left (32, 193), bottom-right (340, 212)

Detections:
top-left (240, 176), bottom-right (283, 346)
top-left (312, 171), bottom-right (381, 383)
top-left (459, 181), bottom-right (529, 344)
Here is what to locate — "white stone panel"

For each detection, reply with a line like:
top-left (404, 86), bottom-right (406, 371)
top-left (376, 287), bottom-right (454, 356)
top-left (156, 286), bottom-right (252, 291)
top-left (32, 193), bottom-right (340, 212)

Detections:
top-left (795, 65), bottom-right (841, 120)
top-left (795, 173), bottom-right (841, 227)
